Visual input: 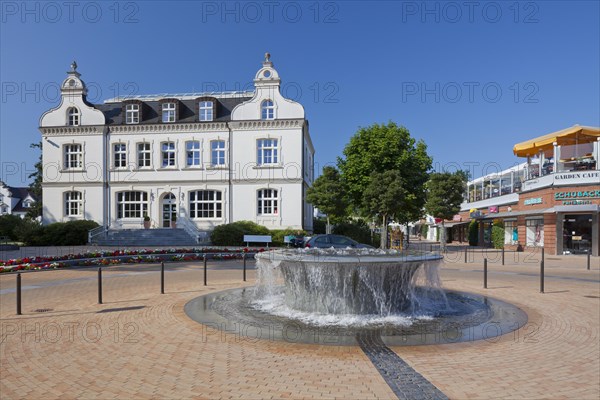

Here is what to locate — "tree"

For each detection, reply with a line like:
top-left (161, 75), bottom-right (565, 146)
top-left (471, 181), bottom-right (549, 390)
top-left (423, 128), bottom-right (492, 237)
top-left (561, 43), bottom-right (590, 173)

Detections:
top-left (27, 142), bottom-right (43, 219)
top-left (337, 122), bottom-right (432, 246)
top-left (306, 166), bottom-right (348, 233)
top-left (363, 170), bottom-right (406, 248)
top-left (424, 171), bottom-right (467, 250)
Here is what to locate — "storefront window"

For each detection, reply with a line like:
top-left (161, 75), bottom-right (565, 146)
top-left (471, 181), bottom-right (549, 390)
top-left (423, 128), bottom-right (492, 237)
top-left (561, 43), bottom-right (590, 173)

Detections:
top-left (562, 214), bottom-right (592, 255)
top-left (526, 219), bottom-right (544, 247)
top-left (504, 221), bottom-right (518, 245)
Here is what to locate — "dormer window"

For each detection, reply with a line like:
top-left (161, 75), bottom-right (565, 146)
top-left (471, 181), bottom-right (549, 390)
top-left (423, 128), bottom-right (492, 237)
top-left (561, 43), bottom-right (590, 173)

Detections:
top-left (261, 100), bottom-right (274, 120)
top-left (125, 103), bottom-right (140, 124)
top-left (162, 102), bottom-right (176, 123)
top-left (67, 107), bottom-right (80, 126)
top-left (199, 101), bottom-right (213, 121)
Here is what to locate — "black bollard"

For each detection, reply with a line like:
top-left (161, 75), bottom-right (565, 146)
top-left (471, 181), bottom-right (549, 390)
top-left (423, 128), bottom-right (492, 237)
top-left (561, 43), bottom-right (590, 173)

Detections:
top-left (243, 253), bottom-right (247, 282)
top-left (98, 267), bottom-right (103, 304)
top-left (502, 247), bottom-right (505, 266)
top-left (203, 255), bottom-right (207, 286)
top-left (484, 258), bottom-right (488, 289)
top-left (464, 247), bottom-right (468, 263)
top-left (540, 260), bottom-right (544, 293)
top-left (587, 252), bottom-right (591, 270)
top-left (541, 247), bottom-right (545, 263)
top-left (16, 273), bottom-right (22, 315)
top-left (160, 262), bottom-right (165, 294)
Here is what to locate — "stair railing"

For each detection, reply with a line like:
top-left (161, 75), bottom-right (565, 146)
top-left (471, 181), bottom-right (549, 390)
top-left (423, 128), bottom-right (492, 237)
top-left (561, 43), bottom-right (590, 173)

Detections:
top-left (177, 216), bottom-right (208, 245)
top-left (88, 225), bottom-right (108, 244)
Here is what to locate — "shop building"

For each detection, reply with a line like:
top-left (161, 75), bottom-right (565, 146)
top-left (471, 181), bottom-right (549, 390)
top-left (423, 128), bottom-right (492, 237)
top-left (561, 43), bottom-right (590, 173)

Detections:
top-left (459, 126), bottom-right (600, 256)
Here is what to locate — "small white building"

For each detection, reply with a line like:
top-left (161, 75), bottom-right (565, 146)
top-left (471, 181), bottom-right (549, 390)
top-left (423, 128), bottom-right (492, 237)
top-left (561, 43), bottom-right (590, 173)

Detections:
top-left (0, 182), bottom-right (36, 218)
top-left (39, 54), bottom-right (314, 235)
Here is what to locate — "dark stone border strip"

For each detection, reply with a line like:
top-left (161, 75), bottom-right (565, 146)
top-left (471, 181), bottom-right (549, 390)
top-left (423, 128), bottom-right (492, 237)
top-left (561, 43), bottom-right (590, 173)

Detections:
top-left (357, 331), bottom-right (448, 400)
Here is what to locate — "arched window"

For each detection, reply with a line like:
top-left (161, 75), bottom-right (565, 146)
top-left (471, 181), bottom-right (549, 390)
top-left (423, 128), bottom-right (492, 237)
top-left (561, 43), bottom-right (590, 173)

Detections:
top-left (261, 100), bottom-right (274, 120)
top-left (257, 189), bottom-right (278, 215)
top-left (67, 107), bottom-right (80, 126)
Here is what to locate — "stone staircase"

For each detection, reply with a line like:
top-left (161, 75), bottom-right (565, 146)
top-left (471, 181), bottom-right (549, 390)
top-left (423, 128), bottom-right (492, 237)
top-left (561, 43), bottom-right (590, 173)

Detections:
top-left (92, 228), bottom-right (200, 247)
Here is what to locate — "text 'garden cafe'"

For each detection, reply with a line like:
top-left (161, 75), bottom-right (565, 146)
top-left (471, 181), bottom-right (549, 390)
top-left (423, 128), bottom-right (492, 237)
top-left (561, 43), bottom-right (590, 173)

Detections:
top-left (459, 125), bottom-right (600, 256)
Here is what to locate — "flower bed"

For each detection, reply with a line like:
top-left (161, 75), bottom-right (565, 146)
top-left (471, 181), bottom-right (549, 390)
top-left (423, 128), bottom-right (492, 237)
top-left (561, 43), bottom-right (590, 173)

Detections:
top-left (0, 247), bottom-right (267, 274)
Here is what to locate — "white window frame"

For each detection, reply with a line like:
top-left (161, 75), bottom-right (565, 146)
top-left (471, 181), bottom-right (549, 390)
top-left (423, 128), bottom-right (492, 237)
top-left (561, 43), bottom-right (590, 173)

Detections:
top-left (113, 143), bottom-right (127, 168)
top-left (137, 142), bottom-right (151, 167)
top-left (116, 191), bottom-right (148, 219)
top-left (526, 218), bottom-right (544, 247)
top-left (64, 144), bottom-right (83, 170)
top-left (257, 138), bottom-right (278, 165)
top-left (162, 102), bottom-right (176, 123)
top-left (65, 191), bottom-right (82, 216)
top-left (211, 140), bottom-right (226, 166)
top-left (161, 141), bottom-right (176, 167)
top-left (186, 141), bottom-right (201, 167)
top-left (189, 190), bottom-right (223, 219)
top-left (257, 188), bottom-right (278, 216)
top-left (125, 103), bottom-right (139, 124)
top-left (261, 100), bottom-right (274, 120)
top-left (199, 101), bottom-right (213, 122)
top-left (67, 107), bottom-right (80, 126)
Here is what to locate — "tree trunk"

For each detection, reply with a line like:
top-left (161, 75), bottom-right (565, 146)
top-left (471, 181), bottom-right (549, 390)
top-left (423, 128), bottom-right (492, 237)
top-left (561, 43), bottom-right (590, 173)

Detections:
top-left (326, 216), bottom-right (331, 234)
top-left (380, 214), bottom-right (388, 249)
top-left (440, 220), bottom-right (446, 252)
top-left (405, 222), bottom-right (410, 244)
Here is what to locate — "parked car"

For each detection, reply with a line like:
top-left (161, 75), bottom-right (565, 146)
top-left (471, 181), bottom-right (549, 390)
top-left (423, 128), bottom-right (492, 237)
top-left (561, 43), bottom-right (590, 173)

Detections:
top-left (304, 234), bottom-right (374, 249)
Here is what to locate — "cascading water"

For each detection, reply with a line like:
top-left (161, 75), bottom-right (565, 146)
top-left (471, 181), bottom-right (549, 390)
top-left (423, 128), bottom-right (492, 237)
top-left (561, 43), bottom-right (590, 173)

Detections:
top-left (252, 248), bottom-right (448, 327)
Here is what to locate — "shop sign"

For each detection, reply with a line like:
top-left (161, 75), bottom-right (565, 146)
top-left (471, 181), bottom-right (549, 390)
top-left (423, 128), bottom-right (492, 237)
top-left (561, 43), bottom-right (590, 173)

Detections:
top-left (554, 190), bottom-right (600, 205)
top-left (524, 197), bottom-right (543, 205)
top-left (452, 215), bottom-right (462, 221)
top-left (489, 206), bottom-right (498, 213)
top-left (554, 171), bottom-right (600, 181)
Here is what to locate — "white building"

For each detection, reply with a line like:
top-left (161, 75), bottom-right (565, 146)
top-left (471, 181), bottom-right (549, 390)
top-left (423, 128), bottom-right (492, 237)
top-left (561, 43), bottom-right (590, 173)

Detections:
top-left (0, 182), bottom-right (36, 218)
top-left (39, 54), bottom-right (314, 238)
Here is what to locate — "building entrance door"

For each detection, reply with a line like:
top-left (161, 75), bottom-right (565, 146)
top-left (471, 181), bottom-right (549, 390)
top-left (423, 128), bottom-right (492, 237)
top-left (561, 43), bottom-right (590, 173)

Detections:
top-left (162, 193), bottom-right (176, 228)
top-left (562, 214), bottom-right (592, 254)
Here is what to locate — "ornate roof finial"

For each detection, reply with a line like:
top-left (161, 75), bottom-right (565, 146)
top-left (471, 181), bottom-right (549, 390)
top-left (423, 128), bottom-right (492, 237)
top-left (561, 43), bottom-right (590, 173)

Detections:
top-left (264, 52), bottom-right (271, 62)
top-left (70, 61), bottom-right (78, 72)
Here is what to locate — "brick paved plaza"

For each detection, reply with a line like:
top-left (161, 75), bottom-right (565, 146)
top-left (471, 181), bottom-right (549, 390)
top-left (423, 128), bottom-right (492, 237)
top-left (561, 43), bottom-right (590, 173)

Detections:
top-left (1, 246), bottom-right (599, 399)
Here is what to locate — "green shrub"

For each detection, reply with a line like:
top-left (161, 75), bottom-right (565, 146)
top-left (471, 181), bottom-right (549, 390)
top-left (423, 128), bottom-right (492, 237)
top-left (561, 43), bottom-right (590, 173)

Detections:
top-left (491, 219), bottom-right (504, 249)
top-left (13, 219), bottom-right (44, 245)
top-left (270, 228), bottom-right (307, 246)
top-left (210, 221), bottom-right (270, 246)
top-left (15, 219), bottom-right (98, 246)
top-left (468, 220), bottom-right (479, 246)
top-left (333, 219), bottom-right (375, 246)
top-left (420, 224), bottom-right (428, 238)
top-left (0, 214), bottom-right (25, 240)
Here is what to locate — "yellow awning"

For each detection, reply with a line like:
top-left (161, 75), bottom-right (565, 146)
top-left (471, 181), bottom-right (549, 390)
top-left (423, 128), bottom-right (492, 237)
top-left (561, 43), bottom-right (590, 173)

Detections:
top-left (513, 125), bottom-right (600, 157)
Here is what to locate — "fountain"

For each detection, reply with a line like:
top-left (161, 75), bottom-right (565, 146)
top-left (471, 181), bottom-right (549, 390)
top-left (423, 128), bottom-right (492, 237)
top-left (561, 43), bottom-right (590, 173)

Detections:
top-left (185, 248), bottom-right (527, 345)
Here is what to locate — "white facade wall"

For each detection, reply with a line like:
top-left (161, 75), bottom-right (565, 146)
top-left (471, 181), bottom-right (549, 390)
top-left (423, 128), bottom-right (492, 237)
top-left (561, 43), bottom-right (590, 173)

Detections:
top-left (39, 57), bottom-right (315, 233)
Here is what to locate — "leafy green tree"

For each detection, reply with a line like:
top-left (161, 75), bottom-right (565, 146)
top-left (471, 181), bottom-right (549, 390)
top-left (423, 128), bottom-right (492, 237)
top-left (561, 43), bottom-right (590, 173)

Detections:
top-left (337, 122), bottom-right (432, 246)
top-left (306, 166), bottom-right (348, 233)
top-left (363, 170), bottom-right (406, 248)
top-left (425, 171), bottom-right (467, 250)
top-left (27, 142), bottom-right (43, 219)
top-left (468, 220), bottom-right (479, 246)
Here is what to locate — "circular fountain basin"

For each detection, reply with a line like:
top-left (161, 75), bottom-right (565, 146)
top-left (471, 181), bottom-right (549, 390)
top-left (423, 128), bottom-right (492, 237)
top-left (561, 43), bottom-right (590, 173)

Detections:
top-left (254, 249), bottom-right (444, 315)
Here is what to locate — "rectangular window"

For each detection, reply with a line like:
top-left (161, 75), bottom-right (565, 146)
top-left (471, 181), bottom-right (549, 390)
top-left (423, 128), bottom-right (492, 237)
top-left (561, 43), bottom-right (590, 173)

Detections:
top-left (125, 104), bottom-right (139, 124)
top-left (113, 143), bottom-right (127, 168)
top-left (526, 218), bottom-right (544, 247)
top-left (186, 141), bottom-right (201, 166)
top-left (211, 140), bottom-right (226, 166)
top-left (64, 144), bottom-right (83, 169)
top-left (189, 190), bottom-right (222, 218)
top-left (117, 191), bottom-right (148, 219)
top-left (257, 189), bottom-right (278, 215)
top-left (137, 143), bottom-right (151, 167)
top-left (65, 191), bottom-right (82, 216)
top-left (199, 101), bottom-right (213, 121)
top-left (257, 139), bottom-right (278, 165)
top-left (162, 102), bottom-right (176, 123)
top-left (504, 221), bottom-right (517, 245)
top-left (161, 142), bottom-right (176, 167)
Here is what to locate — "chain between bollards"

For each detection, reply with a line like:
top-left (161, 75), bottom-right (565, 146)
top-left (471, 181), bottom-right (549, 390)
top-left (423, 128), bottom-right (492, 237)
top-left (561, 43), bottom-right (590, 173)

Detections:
top-left (243, 253), bottom-right (247, 282)
top-left (16, 273), bottom-right (22, 315)
top-left (98, 267), bottom-right (103, 304)
top-left (483, 258), bottom-right (488, 289)
top-left (540, 260), bottom-right (544, 293)
top-left (203, 255), bottom-right (207, 286)
top-left (160, 262), bottom-right (165, 294)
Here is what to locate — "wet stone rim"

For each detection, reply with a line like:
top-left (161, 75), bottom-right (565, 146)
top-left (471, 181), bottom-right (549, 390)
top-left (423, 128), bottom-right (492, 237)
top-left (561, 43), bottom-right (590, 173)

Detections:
top-left (184, 287), bottom-right (528, 346)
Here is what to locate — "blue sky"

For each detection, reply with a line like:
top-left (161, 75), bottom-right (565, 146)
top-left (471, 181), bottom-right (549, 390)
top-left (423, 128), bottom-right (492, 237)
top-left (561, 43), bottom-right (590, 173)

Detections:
top-left (1, 0), bottom-right (599, 187)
